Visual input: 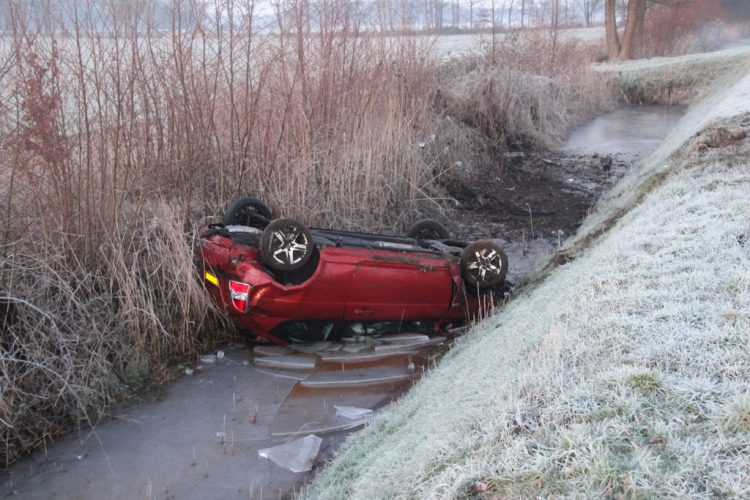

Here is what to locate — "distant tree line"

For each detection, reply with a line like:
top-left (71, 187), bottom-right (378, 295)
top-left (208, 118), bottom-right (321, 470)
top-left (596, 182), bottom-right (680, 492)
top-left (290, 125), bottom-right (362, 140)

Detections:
top-left (1, 0), bottom-right (748, 35)
top-left (722, 0), bottom-right (750, 18)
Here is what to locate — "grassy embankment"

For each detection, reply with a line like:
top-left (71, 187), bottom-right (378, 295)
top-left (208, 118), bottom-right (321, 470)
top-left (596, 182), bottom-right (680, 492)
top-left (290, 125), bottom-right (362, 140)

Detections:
top-left (0, 1), bottom-right (608, 467)
top-left (305, 47), bottom-right (750, 498)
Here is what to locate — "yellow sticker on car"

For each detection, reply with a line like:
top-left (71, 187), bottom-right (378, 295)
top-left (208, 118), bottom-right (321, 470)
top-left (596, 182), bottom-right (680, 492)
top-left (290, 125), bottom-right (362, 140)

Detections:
top-left (205, 271), bottom-right (219, 286)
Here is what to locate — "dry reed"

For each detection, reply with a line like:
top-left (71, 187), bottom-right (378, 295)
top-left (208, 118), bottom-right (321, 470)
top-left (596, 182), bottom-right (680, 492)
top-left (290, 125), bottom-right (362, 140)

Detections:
top-left (0, 0), bottom-right (608, 466)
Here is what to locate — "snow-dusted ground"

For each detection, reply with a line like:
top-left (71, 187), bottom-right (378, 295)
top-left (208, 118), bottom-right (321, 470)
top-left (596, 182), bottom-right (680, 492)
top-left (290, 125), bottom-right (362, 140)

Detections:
top-left (594, 44), bottom-right (750, 73)
top-left (305, 52), bottom-right (750, 498)
top-left (426, 27), bottom-right (605, 58)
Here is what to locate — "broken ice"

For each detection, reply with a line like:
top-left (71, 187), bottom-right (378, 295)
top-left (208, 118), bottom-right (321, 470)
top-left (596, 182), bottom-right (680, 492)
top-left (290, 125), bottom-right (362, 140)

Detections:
top-left (258, 435), bottom-right (322, 473)
top-left (334, 406), bottom-right (374, 420)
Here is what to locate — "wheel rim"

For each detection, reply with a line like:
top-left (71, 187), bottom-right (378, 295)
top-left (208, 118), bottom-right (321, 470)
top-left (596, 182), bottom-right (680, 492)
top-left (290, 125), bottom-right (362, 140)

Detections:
top-left (269, 225), bottom-right (309, 266)
top-left (466, 248), bottom-right (504, 283)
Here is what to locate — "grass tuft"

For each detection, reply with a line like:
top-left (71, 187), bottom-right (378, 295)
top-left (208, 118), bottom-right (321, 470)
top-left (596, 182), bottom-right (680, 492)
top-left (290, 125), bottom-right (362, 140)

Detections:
top-left (625, 371), bottom-right (662, 394)
top-left (717, 394), bottom-right (750, 434)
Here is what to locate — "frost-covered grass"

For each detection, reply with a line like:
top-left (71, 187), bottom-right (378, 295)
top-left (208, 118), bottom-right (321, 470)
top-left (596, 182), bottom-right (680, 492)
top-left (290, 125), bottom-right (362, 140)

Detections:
top-left (596, 45), bottom-right (750, 105)
top-left (304, 68), bottom-right (750, 498)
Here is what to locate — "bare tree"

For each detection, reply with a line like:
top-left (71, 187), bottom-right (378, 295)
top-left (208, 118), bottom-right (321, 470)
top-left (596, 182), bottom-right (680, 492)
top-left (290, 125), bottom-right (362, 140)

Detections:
top-left (435, 0), bottom-right (444, 30)
top-left (606, 0), bottom-right (647, 60)
top-left (579, 0), bottom-right (602, 26)
top-left (605, 0), bottom-right (621, 58)
top-left (619, 0), bottom-right (646, 58)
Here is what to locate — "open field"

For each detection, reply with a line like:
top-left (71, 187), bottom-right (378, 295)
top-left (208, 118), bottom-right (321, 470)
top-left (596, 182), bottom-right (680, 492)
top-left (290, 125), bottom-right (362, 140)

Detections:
top-left (305, 48), bottom-right (750, 498)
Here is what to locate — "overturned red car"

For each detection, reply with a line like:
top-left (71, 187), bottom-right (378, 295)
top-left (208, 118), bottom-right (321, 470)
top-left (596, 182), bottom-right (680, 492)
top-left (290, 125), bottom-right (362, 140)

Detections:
top-left (195, 197), bottom-right (508, 344)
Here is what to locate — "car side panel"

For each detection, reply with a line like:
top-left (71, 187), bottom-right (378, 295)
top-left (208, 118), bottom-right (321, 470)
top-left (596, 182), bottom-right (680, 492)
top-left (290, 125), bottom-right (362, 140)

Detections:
top-left (197, 233), bottom-right (471, 342)
top-left (248, 247), bottom-right (355, 319)
top-left (343, 248), bottom-right (454, 320)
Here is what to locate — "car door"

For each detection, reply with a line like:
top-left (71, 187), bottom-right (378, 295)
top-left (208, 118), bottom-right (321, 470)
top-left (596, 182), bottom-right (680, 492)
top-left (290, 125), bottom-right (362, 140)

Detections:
top-left (343, 250), bottom-right (454, 321)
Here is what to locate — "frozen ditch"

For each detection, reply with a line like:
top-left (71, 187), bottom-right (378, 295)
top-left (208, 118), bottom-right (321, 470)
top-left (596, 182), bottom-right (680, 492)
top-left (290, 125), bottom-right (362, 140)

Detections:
top-left (0, 106), bottom-right (687, 499)
top-left (0, 335), bottom-right (449, 499)
top-left (563, 105), bottom-right (686, 162)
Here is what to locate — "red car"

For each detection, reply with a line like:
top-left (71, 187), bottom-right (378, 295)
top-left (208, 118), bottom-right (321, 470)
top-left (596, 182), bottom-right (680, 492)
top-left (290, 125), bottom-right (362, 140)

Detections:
top-left (195, 197), bottom-right (508, 344)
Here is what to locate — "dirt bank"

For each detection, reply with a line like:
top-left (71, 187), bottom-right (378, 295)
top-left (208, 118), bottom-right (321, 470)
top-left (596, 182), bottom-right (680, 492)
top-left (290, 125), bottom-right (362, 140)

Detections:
top-left (446, 150), bottom-right (628, 282)
top-left (447, 105), bottom-right (685, 282)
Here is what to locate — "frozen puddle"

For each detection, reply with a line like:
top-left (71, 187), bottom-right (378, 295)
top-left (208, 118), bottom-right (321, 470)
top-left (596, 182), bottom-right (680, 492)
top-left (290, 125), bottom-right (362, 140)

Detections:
top-left (564, 105), bottom-right (686, 162)
top-left (1, 335), bottom-right (447, 499)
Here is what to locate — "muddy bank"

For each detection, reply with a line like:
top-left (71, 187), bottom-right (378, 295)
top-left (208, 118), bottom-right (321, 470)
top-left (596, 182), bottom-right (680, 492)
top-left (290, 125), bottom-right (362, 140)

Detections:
top-left (447, 150), bottom-right (629, 281)
top-left (446, 105), bottom-right (686, 282)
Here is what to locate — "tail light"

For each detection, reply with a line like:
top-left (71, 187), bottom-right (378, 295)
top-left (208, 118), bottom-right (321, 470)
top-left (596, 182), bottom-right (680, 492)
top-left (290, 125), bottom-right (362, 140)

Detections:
top-left (228, 280), bottom-right (251, 312)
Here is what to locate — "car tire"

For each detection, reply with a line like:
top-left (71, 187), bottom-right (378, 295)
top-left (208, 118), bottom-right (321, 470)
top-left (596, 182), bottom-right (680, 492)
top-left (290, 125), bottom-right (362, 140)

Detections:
top-left (407, 219), bottom-right (450, 240)
top-left (461, 240), bottom-right (508, 289)
top-left (223, 197), bottom-right (272, 228)
top-left (260, 218), bottom-right (316, 272)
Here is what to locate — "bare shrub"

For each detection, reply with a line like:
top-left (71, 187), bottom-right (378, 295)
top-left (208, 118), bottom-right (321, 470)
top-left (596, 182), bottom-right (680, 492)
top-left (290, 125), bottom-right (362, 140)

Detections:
top-left (643, 0), bottom-right (730, 57)
top-left (0, 201), bottom-right (227, 466)
top-left (439, 32), bottom-right (612, 149)
top-left (0, 246), bottom-right (113, 466)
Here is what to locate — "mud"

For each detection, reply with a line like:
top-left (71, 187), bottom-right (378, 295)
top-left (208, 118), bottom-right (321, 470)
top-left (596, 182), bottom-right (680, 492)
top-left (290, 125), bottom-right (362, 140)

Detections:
top-left (447, 105), bottom-right (686, 282)
top-left (447, 150), bottom-right (628, 280)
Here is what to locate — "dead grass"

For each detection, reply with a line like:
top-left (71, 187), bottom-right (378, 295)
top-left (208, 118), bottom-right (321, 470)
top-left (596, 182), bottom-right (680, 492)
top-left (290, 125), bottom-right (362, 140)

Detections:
top-left (0, 201), bottom-right (228, 466)
top-left (439, 32), bottom-right (613, 149)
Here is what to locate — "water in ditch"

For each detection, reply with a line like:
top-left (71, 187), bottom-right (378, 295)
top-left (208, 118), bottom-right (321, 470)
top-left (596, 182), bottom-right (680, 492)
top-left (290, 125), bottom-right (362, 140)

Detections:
top-left (564, 105), bottom-right (687, 162)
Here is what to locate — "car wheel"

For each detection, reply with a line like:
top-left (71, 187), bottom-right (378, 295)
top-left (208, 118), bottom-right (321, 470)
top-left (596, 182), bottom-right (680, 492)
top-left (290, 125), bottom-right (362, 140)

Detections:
top-left (260, 218), bottom-right (315, 272)
top-left (407, 219), bottom-right (449, 240)
top-left (223, 197), bottom-right (272, 229)
top-left (461, 240), bottom-right (508, 289)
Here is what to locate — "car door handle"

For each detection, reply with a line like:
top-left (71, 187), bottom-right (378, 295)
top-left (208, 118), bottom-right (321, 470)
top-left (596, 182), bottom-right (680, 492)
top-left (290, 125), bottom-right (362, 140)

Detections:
top-left (354, 308), bottom-right (373, 316)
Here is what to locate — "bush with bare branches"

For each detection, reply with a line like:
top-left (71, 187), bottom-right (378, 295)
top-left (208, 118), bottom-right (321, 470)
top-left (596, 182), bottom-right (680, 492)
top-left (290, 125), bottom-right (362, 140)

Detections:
top-left (439, 32), bottom-right (612, 150)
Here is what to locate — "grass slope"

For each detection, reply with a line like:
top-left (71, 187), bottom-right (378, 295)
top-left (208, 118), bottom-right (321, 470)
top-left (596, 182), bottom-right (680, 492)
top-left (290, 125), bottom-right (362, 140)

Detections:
top-left (305, 63), bottom-right (750, 498)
